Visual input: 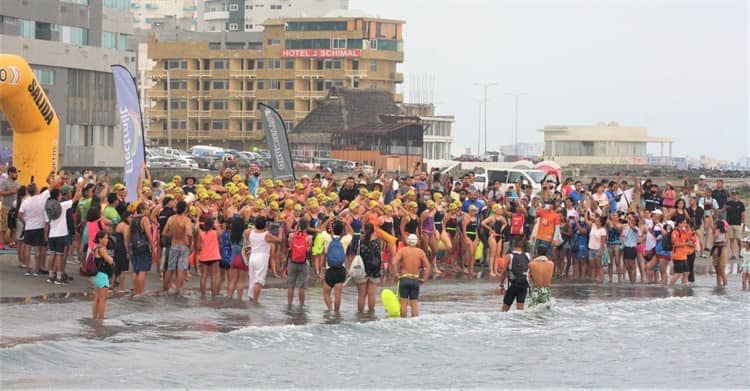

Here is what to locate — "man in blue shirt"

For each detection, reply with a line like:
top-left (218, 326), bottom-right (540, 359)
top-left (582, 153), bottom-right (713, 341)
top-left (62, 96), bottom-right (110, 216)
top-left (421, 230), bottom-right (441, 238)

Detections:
top-left (461, 186), bottom-right (485, 221)
top-left (568, 181), bottom-right (584, 204)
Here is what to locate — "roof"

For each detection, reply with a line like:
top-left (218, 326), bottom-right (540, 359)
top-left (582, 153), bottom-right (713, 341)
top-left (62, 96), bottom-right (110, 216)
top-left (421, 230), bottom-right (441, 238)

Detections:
top-left (293, 88), bottom-right (413, 135)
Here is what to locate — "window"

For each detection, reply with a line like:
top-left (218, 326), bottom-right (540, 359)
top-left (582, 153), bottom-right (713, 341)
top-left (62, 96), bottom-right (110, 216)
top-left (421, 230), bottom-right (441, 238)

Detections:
top-left (62, 0), bottom-right (89, 5)
top-left (324, 80), bottom-right (344, 89)
top-left (256, 80), bottom-right (264, 89)
top-left (376, 39), bottom-right (400, 52)
top-left (170, 100), bottom-right (187, 110)
top-left (284, 80), bottom-right (294, 90)
top-left (168, 80), bottom-right (187, 89)
top-left (102, 31), bottom-right (117, 49)
top-left (212, 80), bottom-right (228, 89)
top-left (283, 100), bottom-right (294, 110)
top-left (369, 60), bottom-right (377, 72)
top-left (256, 121), bottom-right (263, 130)
top-left (270, 4), bottom-right (282, 10)
top-left (33, 68), bottom-right (55, 85)
top-left (170, 120), bottom-right (187, 129)
top-left (245, 100), bottom-right (254, 110)
top-left (245, 4), bottom-right (252, 10)
top-left (369, 82), bottom-right (377, 89)
top-left (228, 23), bottom-right (238, 31)
top-left (285, 39), bottom-right (331, 49)
top-left (213, 59), bottom-right (229, 69)
top-left (60, 26), bottom-right (88, 45)
top-left (167, 60), bottom-right (187, 69)
top-left (212, 100), bottom-right (228, 110)
top-left (212, 120), bottom-right (227, 130)
top-left (4, 16), bottom-right (17, 25)
top-left (268, 80), bottom-right (281, 90)
top-left (118, 34), bottom-right (128, 51)
top-left (284, 121), bottom-right (294, 130)
top-left (245, 23), bottom-right (253, 30)
top-left (284, 59), bottom-right (295, 69)
top-left (104, 0), bottom-right (128, 9)
top-left (256, 59), bottom-right (264, 69)
top-left (324, 59), bottom-right (341, 69)
top-left (245, 81), bottom-right (254, 90)
top-left (20, 20), bottom-right (35, 39)
top-left (285, 21), bottom-right (347, 31)
top-left (268, 59), bottom-right (281, 69)
top-left (265, 100), bottom-right (280, 110)
top-left (332, 38), bottom-right (346, 49)
top-left (229, 3), bottom-right (239, 11)
top-left (267, 39), bottom-right (281, 46)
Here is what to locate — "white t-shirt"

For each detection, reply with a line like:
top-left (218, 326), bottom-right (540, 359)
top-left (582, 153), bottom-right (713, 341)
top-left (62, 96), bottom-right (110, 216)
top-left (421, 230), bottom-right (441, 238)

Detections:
top-left (588, 226), bottom-right (606, 250)
top-left (47, 200), bottom-right (74, 238)
top-left (325, 234), bottom-right (352, 252)
top-left (19, 190), bottom-right (50, 231)
top-left (617, 189), bottom-right (632, 212)
top-left (247, 230), bottom-right (272, 256)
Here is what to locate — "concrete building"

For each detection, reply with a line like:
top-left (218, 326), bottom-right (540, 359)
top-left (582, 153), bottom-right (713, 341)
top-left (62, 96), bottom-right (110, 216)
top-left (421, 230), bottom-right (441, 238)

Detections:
top-left (402, 103), bottom-right (453, 161)
top-left (0, 0), bottom-right (136, 168)
top-left (197, 0), bottom-right (348, 32)
top-left (538, 122), bottom-right (673, 166)
top-left (145, 15), bottom-right (404, 149)
top-left (499, 142), bottom-right (543, 160)
top-left (130, 0), bottom-right (198, 30)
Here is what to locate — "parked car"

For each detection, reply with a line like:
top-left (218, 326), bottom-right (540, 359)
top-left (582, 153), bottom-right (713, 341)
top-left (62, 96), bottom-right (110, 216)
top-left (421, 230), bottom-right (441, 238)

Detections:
top-left (188, 145), bottom-right (225, 157)
top-left (147, 156), bottom-right (177, 169)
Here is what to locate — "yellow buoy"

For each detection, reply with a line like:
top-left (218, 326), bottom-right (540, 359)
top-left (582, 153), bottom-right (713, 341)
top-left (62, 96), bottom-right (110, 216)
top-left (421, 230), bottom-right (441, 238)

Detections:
top-left (381, 288), bottom-right (401, 317)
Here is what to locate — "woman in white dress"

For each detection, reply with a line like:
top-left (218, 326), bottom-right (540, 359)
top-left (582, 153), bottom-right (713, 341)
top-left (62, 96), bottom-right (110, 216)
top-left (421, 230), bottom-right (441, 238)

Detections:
top-left (245, 216), bottom-right (280, 303)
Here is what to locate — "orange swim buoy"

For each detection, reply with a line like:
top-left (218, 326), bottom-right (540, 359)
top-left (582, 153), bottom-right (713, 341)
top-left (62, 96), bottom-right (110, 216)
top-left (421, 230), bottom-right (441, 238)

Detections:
top-left (496, 256), bottom-right (508, 271)
top-left (376, 227), bottom-right (397, 245)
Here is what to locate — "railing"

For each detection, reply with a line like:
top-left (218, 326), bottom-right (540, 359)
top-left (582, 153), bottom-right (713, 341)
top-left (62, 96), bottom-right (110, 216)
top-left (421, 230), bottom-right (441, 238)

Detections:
top-left (391, 72), bottom-right (404, 83)
top-left (230, 90), bottom-right (257, 98)
top-left (147, 89), bottom-right (168, 98)
top-left (295, 70), bottom-right (324, 79)
top-left (187, 70), bottom-right (211, 78)
top-left (296, 90), bottom-right (326, 99)
top-left (146, 69), bottom-right (167, 79)
top-left (188, 110), bottom-right (211, 118)
top-left (149, 109), bottom-right (167, 118)
top-left (190, 91), bottom-right (210, 99)
top-left (346, 70), bottom-right (369, 78)
top-left (229, 110), bottom-right (256, 119)
top-left (229, 70), bottom-right (256, 79)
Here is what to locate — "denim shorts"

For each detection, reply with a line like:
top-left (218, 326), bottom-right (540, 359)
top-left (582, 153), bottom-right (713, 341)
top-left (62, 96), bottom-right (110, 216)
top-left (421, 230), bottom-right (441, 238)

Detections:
top-left (588, 249), bottom-right (601, 261)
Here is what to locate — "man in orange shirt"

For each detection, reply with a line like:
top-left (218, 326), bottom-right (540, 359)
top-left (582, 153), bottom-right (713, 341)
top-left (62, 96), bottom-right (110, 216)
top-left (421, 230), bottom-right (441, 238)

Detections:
top-left (535, 201), bottom-right (561, 256)
top-left (669, 216), bottom-right (692, 288)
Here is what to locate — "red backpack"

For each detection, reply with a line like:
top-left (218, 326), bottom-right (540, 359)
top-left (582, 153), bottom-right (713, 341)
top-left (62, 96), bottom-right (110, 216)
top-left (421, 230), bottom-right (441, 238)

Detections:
top-left (289, 231), bottom-right (308, 264)
top-left (510, 213), bottom-right (525, 236)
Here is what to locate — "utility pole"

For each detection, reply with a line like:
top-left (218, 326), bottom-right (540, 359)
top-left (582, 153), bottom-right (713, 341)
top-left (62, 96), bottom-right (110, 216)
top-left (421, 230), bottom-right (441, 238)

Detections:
top-left (474, 82), bottom-right (497, 158)
top-left (506, 93), bottom-right (526, 157)
top-left (166, 68), bottom-right (172, 148)
top-left (473, 98), bottom-right (481, 156)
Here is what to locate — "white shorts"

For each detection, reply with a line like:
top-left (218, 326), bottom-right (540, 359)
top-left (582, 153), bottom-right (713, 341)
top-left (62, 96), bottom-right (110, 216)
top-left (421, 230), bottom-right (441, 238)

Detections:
top-left (248, 253), bottom-right (269, 291)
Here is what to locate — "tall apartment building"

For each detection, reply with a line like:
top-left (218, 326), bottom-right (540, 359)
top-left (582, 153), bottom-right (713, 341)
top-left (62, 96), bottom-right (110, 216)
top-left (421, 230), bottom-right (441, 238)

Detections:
top-left (198, 0), bottom-right (348, 32)
top-left (0, 0), bottom-right (136, 168)
top-left (145, 16), bottom-right (404, 149)
top-left (130, 0), bottom-right (198, 30)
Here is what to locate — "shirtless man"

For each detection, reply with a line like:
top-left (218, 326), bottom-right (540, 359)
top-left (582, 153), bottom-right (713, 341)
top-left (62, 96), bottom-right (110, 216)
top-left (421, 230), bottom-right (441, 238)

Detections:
top-left (528, 246), bottom-right (555, 309)
top-left (162, 200), bottom-right (192, 294)
top-left (392, 234), bottom-right (431, 317)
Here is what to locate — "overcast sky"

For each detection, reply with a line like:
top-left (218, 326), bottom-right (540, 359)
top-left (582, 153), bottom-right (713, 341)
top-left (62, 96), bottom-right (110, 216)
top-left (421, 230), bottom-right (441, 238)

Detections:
top-left (350, 0), bottom-right (748, 159)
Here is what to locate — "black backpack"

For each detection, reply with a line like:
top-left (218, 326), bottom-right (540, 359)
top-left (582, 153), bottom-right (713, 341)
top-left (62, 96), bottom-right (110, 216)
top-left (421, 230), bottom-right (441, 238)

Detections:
top-left (360, 239), bottom-right (382, 278)
top-left (661, 228), bottom-right (673, 252)
top-left (509, 251), bottom-right (529, 283)
top-left (45, 198), bottom-right (62, 221)
top-left (7, 207), bottom-right (18, 230)
top-left (130, 216), bottom-right (150, 255)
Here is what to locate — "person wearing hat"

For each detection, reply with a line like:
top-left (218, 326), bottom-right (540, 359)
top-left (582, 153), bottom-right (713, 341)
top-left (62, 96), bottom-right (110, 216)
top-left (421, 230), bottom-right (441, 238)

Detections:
top-left (391, 233), bottom-right (431, 317)
top-left (183, 177), bottom-right (197, 195)
top-left (112, 183), bottom-right (129, 217)
top-left (0, 166), bottom-right (20, 250)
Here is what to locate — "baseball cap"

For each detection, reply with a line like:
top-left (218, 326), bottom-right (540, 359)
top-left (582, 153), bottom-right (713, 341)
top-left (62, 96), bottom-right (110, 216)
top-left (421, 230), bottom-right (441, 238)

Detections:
top-left (699, 175), bottom-right (707, 180)
top-left (7, 166), bottom-right (19, 174)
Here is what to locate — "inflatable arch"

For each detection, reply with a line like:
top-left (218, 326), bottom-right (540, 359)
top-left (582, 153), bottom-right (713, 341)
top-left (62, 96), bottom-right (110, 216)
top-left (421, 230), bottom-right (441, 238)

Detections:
top-left (0, 54), bottom-right (59, 184)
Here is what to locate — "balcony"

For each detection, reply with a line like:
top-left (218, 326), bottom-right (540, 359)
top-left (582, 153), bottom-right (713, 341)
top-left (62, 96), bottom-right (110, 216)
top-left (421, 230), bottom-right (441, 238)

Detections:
top-left (345, 70), bottom-right (369, 79)
top-left (147, 69), bottom-right (167, 79)
top-left (190, 91), bottom-right (210, 99)
top-left (296, 90), bottom-right (326, 99)
top-left (187, 70), bottom-right (211, 78)
top-left (393, 93), bottom-right (403, 103)
top-left (149, 109), bottom-right (167, 118)
top-left (230, 70), bottom-right (256, 79)
top-left (295, 70), bottom-right (324, 79)
top-left (148, 89), bottom-right (168, 98)
top-left (202, 10), bottom-right (229, 21)
top-left (230, 90), bottom-right (256, 98)
top-left (229, 110), bottom-right (256, 119)
top-left (188, 110), bottom-right (211, 118)
top-left (391, 72), bottom-right (404, 83)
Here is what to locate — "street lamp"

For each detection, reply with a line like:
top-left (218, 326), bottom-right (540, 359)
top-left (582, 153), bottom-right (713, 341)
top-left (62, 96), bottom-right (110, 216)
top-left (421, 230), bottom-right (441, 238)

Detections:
top-left (506, 92), bottom-right (526, 157)
top-left (473, 82), bottom-right (497, 158)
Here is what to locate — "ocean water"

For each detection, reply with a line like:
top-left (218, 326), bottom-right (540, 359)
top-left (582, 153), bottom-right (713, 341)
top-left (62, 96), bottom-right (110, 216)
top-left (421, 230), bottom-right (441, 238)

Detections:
top-left (1, 275), bottom-right (748, 389)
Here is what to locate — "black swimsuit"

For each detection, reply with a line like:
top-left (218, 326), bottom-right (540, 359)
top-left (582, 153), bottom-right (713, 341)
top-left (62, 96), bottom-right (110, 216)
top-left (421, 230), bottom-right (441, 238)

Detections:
top-left (404, 216), bottom-right (419, 235)
top-left (434, 210), bottom-right (445, 234)
top-left (445, 217), bottom-right (458, 238)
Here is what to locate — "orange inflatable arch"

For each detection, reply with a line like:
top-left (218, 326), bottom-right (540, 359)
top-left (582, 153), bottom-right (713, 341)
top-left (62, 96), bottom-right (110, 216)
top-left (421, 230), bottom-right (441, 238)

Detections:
top-left (0, 54), bottom-right (59, 184)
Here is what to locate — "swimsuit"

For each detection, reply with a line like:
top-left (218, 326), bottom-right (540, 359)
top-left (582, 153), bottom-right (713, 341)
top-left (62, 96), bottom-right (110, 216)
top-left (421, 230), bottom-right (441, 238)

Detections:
top-left (466, 221), bottom-right (478, 241)
top-left (493, 218), bottom-right (504, 243)
top-left (398, 273), bottom-right (421, 300)
top-left (434, 211), bottom-right (445, 233)
top-left (404, 216), bottom-right (419, 235)
top-left (528, 286), bottom-right (552, 309)
top-left (445, 217), bottom-right (458, 238)
top-left (422, 214), bottom-right (435, 235)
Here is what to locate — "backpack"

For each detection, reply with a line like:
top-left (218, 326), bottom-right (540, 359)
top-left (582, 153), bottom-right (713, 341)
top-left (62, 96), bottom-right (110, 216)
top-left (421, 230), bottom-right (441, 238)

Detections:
top-left (326, 237), bottom-right (346, 267)
top-left (661, 229), bottom-right (673, 251)
top-left (7, 207), bottom-right (17, 230)
top-left (290, 231), bottom-right (308, 264)
top-left (220, 230), bottom-right (232, 267)
top-left (510, 213), bottom-right (525, 236)
top-left (80, 247), bottom-right (98, 276)
top-left (509, 251), bottom-right (529, 283)
top-left (360, 239), bottom-right (382, 278)
top-left (45, 198), bottom-right (62, 221)
top-left (129, 216), bottom-right (150, 255)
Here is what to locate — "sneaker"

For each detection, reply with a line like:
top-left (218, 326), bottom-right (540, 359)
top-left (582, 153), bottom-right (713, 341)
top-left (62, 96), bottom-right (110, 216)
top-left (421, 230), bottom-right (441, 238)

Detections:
top-left (54, 278), bottom-right (68, 285)
top-left (62, 274), bottom-right (74, 282)
top-left (46, 277), bottom-right (55, 284)
top-left (38, 269), bottom-right (49, 276)
top-left (32, 271), bottom-right (45, 277)
top-left (24, 270), bottom-right (34, 276)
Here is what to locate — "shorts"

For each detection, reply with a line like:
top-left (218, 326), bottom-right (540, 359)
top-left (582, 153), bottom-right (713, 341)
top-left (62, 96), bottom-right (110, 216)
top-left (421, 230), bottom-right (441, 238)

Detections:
top-left (48, 236), bottom-right (67, 254)
top-left (167, 244), bottom-right (190, 270)
top-left (528, 286), bottom-right (552, 309)
top-left (623, 246), bottom-right (637, 260)
top-left (0, 207), bottom-right (8, 231)
top-left (636, 243), bottom-right (645, 256)
top-left (324, 266), bottom-right (346, 288)
top-left (65, 234), bottom-right (74, 246)
top-left (503, 278), bottom-right (529, 306)
top-left (588, 249), bottom-right (601, 261)
top-left (398, 277), bottom-right (420, 300)
top-left (93, 272), bottom-right (110, 288)
top-left (231, 254), bottom-right (248, 270)
top-left (23, 228), bottom-right (46, 246)
top-left (728, 225), bottom-right (742, 240)
top-left (673, 260), bottom-right (688, 273)
top-left (286, 262), bottom-right (309, 289)
top-left (131, 252), bottom-right (152, 273)
top-left (353, 275), bottom-right (380, 285)
top-left (535, 239), bottom-right (551, 256)
top-left (200, 260), bottom-right (219, 267)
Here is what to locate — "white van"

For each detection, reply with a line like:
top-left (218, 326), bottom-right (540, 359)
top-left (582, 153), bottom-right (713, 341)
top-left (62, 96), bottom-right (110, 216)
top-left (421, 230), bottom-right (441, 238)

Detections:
top-left (482, 169), bottom-right (549, 195)
top-left (188, 145), bottom-right (224, 157)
